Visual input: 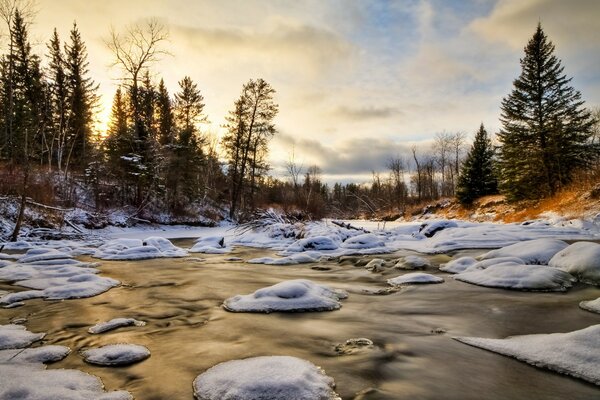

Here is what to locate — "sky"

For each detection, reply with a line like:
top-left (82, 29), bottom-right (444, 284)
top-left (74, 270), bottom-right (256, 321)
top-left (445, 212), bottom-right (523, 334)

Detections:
top-left (20, 0), bottom-right (600, 184)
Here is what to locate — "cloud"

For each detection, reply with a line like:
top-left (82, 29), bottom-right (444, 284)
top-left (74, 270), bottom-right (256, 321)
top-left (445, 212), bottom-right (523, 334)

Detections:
top-left (333, 105), bottom-right (399, 120)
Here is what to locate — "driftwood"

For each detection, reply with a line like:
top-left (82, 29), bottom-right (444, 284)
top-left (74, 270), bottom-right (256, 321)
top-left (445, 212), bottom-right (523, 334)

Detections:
top-left (25, 198), bottom-right (72, 212)
top-left (331, 220), bottom-right (370, 233)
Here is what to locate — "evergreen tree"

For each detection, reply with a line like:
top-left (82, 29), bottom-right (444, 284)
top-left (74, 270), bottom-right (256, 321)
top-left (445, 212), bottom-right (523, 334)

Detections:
top-left (498, 23), bottom-right (596, 200)
top-left (456, 124), bottom-right (497, 204)
top-left (64, 22), bottom-right (98, 170)
top-left (46, 29), bottom-right (68, 170)
top-left (155, 78), bottom-right (174, 146)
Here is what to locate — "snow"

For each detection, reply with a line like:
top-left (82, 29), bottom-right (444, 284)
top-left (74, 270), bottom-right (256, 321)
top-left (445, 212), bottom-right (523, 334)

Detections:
top-left (439, 256), bottom-right (477, 273)
top-left (17, 248), bottom-right (73, 264)
top-left (418, 220), bottom-right (458, 238)
top-left (94, 237), bottom-right (187, 260)
top-left (0, 363), bottom-right (132, 399)
top-left (223, 279), bottom-right (347, 313)
top-left (454, 262), bottom-right (575, 291)
top-left (192, 356), bottom-right (340, 400)
top-left (580, 297), bottom-right (600, 314)
top-left (247, 252), bottom-right (320, 265)
top-left (88, 318), bottom-right (146, 334)
top-left (81, 344), bottom-right (150, 366)
top-left (0, 345), bottom-right (70, 363)
top-left (394, 255), bottom-right (431, 270)
top-left (454, 324), bottom-right (600, 385)
top-left (548, 241), bottom-right (600, 285)
top-left (387, 272), bottom-right (444, 285)
top-left (365, 258), bottom-right (386, 272)
top-left (340, 233), bottom-right (385, 249)
top-left (0, 324), bottom-right (45, 350)
top-left (285, 236), bottom-right (339, 252)
top-left (334, 338), bottom-right (374, 355)
top-left (479, 238), bottom-right (568, 265)
top-left (190, 235), bottom-right (230, 254)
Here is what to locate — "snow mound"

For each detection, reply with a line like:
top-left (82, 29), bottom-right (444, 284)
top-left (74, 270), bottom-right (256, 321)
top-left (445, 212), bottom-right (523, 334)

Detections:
top-left (81, 344), bottom-right (150, 366)
top-left (579, 297), bottom-right (600, 314)
top-left (480, 239), bottom-right (568, 265)
top-left (454, 325), bottom-right (600, 385)
top-left (0, 363), bottom-right (132, 399)
top-left (18, 248), bottom-right (73, 264)
top-left (190, 236), bottom-right (229, 254)
top-left (341, 233), bottom-right (384, 249)
top-left (0, 324), bottom-right (45, 350)
top-left (439, 256), bottom-right (477, 273)
top-left (387, 272), bottom-right (444, 285)
top-left (285, 236), bottom-right (339, 252)
top-left (548, 241), bottom-right (600, 285)
top-left (193, 356), bottom-right (340, 400)
top-left (419, 220), bottom-right (458, 238)
top-left (455, 262), bottom-right (575, 291)
top-left (88, 318), bottom-right (146, 334)
top-left (394, 255), bottom-right (431, 270)
top-left (95, 237), bottom-right (186, 260)
top-left (223, 279), bottom-right (347, 313)
top-left (0, 345), bottom-right (70, 363)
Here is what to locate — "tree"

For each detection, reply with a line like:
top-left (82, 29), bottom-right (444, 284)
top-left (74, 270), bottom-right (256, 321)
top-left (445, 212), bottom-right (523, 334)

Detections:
top-left (222, 78), bottom-right (278, 219)
top-left (498, 23), bottom-right (596, 200)
top-left (456, 124), bottom-right (497, 205)
top-left (46, 28), bottom-right (67, 170)
top-left (155, 78), bottom-right (174, 146)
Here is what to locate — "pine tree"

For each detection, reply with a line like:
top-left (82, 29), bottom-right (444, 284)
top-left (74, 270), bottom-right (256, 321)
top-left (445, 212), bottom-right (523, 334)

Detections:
top-left (456, 124), bottom-right (497, 204)
top-left (498, 23), bottom-right (596, 200)
top-left (46, 29), bottom-right (68, 170)
top-left (155, 78), bottom-right (174, 146)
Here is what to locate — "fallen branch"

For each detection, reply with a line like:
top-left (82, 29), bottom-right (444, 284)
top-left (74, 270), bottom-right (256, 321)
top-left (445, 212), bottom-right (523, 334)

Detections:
top-left (331, 220), bottom-right (370, 233)
top-left (64, 218), bottom-right (84, 233)
top-left (25, 198), bottom-right (72, 213)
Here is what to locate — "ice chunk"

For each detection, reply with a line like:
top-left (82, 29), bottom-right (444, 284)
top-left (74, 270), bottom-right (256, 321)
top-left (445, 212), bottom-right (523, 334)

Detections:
top-left (334, 338), bottom-right (374, 355)
top-left (439, 256), bottom-right (477, 273)
top-left (0, 324), bottom-right (45, 350)
top-left (81, 344), bottom-right (150, 366)
top-left (285, 236), bottom-right (339, 252)
top-left (548, 241), bottom-right (600, 285)
top-left (365, 259), bottom-right (386, 272)
top-left (394, 255), bottom-right (430, 270)
top-left (580, 297), bottom-right (600, 314)
top-left (480, 239), bottom-right (568, 265)
top-left (341, 234), bottom-right (384, 249)
top-left (223, 279), bottom-right (347, 313)
top-left (193, 356), bottom-right (340, 400)
top-left (88, 318), bottom-right (146, 334)
top-left (0, 363), bottom-right (132, 399)
top-left (387, 272), bottom-right (444, 285)
top-left (455, 262), bottom-right (574, 291)
top-left (418, 220), bottom-right (458, 238)
top-left (454, 325), bottom-right (600, 385)
top-left (0, 345), bottom-right (70, 363)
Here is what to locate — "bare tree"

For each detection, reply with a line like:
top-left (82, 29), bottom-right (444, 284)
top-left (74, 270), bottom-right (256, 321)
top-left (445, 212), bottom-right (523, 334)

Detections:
top-left (387, 155), bottom-right (407, 212)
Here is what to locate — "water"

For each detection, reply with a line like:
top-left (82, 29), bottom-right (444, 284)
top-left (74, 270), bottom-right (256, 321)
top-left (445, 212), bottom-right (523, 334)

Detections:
top-left (2, 241), bottom-right (600, 400)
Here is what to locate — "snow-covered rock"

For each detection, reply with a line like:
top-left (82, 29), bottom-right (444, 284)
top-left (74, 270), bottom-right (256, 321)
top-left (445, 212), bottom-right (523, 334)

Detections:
top-left (192, 356), bottom-right (340, 400)
top-left (88, 318), bottom-right (146, 334)
top-left (364, 258), bottom-right (386, 272)
top-left (480, 239), bottom-right (568, 265)
top-left (579, 297), bottom-right (600, 314)
top-left (142, 237), bottom-right (187, 257)
top-left (548, 241), bottom-right (600, 285)
top-left (455, 262), bottom-right (575, 291)
top-left (285, 236), bottom-right (339, 252)
top-left (18, 248), bottom-right (73, 264)
top-left (394, 255), bottom-right (431, 270)
top-left (0, 345), bottom-right (70, 363)
top-left (418, 220), bottom-right (458, 238)
top-left (81, 344), bottom-right (150, 366)
top-left (454, 325), bottom-right (600, 385)
top-left (189, 235), bottom-right (229, 254)
top-left (95, 237), bottom-right (186, 260)
top-left (223, 279), bottom-right (347, 313)
top-left (387, 272), bottom-right (444, 285)
top-left (341, 233), bottom-right (384, 249)
top-left (439, 256), bottom-right (477, 273)
top-left (0, 324), bottom-right (45, 350)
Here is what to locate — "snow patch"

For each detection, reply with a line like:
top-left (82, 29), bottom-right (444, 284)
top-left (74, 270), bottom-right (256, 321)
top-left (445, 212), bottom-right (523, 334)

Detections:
top-left (81, 344), bottom-right (150, 366)
top-left (548, 241), bottom-right (600, 285)
top-left (88, 318), bottom-right (146, 334)
top-left (387, 272), bottom-right (444, 285)
top-left (394, 255), bottom-right (431, 270)
top-left (0, 324), bottom-right (45, 350)
top-left (479, 239), bottom-right (568, 265)
top-left (580, 298), bottom-right (600, 314)
top-left (0, 345), bottom-right (70, 363)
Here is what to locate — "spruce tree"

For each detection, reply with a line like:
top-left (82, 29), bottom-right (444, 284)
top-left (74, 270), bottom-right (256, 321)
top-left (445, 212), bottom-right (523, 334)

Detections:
top-left (47, 29), bottom-right (68, 170)
top-left (498, 23), bottom-right (596, 200)
top-left (456, 124), bottom-right (497, 204)
top-left (156, 78), bottom-right (174, 146)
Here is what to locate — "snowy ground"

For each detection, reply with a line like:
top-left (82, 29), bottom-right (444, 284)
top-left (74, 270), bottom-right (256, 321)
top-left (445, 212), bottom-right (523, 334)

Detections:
top-left (1, 216), bottom-right (600, 398)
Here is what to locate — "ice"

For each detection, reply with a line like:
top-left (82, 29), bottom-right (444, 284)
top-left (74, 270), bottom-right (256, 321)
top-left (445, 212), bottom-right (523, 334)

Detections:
top-left (285, 236), bottom-right (339, 252)
top-left (387, 272), bottom-right (444, 285)
top-left (365, 258), bottom-right (386, 272)
top-left (479, 239), bottom-right (568, 265)
top-left (394, 255), bottom-right (431, 270)
top-left (439, 256), bottom-right (477, 273)
top-left (418, 220), bottom-right (458, 237)
top-left (548, 241), bottom-right (600, 285)
top-left (88, 318), bottom-right (146, 334)
top-left (580, 297), bottom-right (600, 314)
top-left (247, 252), bottom-right (320, 265)
top-left (17, 248), bottom-right (73, 264)
top-left (223, 279), bottom-right (347, 313)
top-left (190, 235), bottom-right (230, 254)
top-left (81, 344), bottom-right (150, 366)
top-left (0, 324), bottom-right (45, 350)
top-left (334, 338), bottom-right (375, 355)
top-left (95, 237), bottom-right (186, 260)
top-left (455, 262), bottom-right (575, 291)
top-left (0, 345), bottom-right (70, 363)
top-left (192, 356), bottom-right (340, 400)
top-left (0, 363), bottom-right (132, 399)
top-left (454, 325), bottom-right (600, 385)
top-left (340, 233), bottom-right (385, 249)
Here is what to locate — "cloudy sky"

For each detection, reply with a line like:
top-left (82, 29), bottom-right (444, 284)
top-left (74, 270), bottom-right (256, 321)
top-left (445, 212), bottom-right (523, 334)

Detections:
top-left (27, 0), bottom-right (600, 183)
